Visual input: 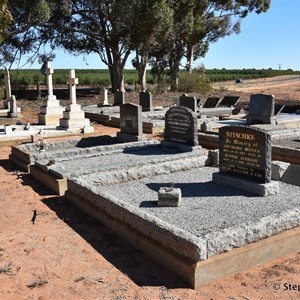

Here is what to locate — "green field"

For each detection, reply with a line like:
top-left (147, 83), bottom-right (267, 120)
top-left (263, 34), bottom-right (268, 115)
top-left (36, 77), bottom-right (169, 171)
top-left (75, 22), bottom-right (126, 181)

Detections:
top-left (1, 68), bottom-right (299, 90)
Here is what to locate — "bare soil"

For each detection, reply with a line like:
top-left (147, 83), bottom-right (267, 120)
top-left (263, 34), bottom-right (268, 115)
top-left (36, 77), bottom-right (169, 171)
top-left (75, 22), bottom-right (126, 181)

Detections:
top-left (1, 77), bottom-right (300, 299)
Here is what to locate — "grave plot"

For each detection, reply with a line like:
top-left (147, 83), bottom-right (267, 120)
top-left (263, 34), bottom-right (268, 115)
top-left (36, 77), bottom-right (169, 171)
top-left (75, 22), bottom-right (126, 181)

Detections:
top-left (65, 162), bottom-right (300, 289)
top-left (28, 141), bottom-right (206, 195)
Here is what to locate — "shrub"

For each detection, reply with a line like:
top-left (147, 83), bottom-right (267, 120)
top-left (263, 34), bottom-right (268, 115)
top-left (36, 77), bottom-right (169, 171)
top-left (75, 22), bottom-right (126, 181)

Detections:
top-left (178, 71), bottom-right (212, 93)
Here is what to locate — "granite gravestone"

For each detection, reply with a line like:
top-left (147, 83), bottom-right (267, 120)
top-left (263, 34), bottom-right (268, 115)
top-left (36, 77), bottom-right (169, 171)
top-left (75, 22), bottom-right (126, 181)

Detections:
top-left (164, 106), bottom-right (198, 146)
top-left (246, 94), bottom-right (275, 124)
top-left (213, 125), bottom-right (278, 196)
top-left (179, 94), bottom-right (197, 112)
top-left (218, 96), bottom-right (240, 107)
top-left (114, 90), bottom-right (125, 106)
top-left (202, 97), bottom-right (221, 108)
top-left (218, 126), bottom-right (271, 183)
top-left (139, 91), bottom-right (153, 112)
top-left (119, 103), bottom-right (142, 136)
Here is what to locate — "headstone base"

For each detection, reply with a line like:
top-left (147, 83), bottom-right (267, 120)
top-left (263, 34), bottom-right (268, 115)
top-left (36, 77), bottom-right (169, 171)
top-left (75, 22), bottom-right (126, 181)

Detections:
top-left (38, 113), bottom-right (64, 126)
top-left (212, 173), bottom-right (279, 196)
top-left (160, 140), bottom-right (203, 154)
top-left (158, 187), bottom-right (181, 207)
top-left (116, 132), bottom-right (145, 143)
top-left (59, 117), bottom-right (92, 129)
top-left (8, 112), bottom-right (18, 118)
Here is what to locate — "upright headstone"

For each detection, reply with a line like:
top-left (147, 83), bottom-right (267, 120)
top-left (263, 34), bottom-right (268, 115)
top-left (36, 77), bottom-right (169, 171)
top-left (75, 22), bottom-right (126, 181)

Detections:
top-left (202, 97), bottom-right (221, 108)
top-left (4, 67), bottom-right (11, 109)
top-left (8, 95), bottom-right (18, 118)
top-left (218, 96), bottom-right (240, 107)
top-left (98, 88), bottom-right (109, 106)
top-left (38, 61), bottom-right (64, 125)
top-left (246, 94), bottom-right (275, 125)
top-left (179, 94), bottom-right (198, 112)
top-left (117, 103), bottom-right (143, 142)
top-left (213, 125), bottom-right (279, 196)
top-left (114, 90), bottom-right (125, 106)
top-left (139, 90), bottom-right (153, 112)
top-left (164, 106), bottom-right (198, 146)
top-left (59, 69), bottom-right (94, 132)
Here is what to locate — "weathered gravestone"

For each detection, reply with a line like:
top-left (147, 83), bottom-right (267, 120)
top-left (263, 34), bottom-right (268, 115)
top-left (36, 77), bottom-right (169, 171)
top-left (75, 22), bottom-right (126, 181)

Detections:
top-left (246, 94), bottom-right (275, 124)
top-left (98, 88), bottom-right (109, 106)
top-left (117, 103), bottom-right (143, 142)
top-left (164, 106), bottom-right (198, 146)
top-left (114, 90), bottom-right (125, 106)
top-left (139, 90), bottom-right (153, 112)
top-left (8, 95), bottom-right (18, 118)
top-left (218, 96), bottom-right (240, 107)
top-left (213, 125), bottom-right (279, 196)
top-left (202, 97), bottom-right (221, 108)
top-left (158, 187), bottom-right (181, 207)
top-left (179, 94), bottom-right (198, 112)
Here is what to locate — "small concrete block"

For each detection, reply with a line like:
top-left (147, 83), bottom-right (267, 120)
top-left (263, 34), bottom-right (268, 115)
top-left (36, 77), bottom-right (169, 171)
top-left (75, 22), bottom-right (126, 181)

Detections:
top-left (281, 164), bottom-right (300, 186)
top-left (158, 187), bottom-right (181, 207)
top-left (4, 125), bottom-right (13, 135)
top-left (272, 160), bottom-right (290, 181)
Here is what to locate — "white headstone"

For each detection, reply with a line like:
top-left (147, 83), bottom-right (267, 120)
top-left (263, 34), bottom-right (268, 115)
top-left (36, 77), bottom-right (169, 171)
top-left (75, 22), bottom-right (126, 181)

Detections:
top-left (68, 69), bottom-right (79, 105)
top-left (8, 95), bottom-right (18, 118)
top-left (98, 88), bottom-right (109, 106)
top-left (45, 61), bottom-right (54, 97)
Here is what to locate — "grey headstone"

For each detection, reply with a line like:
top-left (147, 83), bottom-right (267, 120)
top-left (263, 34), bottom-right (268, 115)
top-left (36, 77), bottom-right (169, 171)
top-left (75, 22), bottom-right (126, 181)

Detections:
top-left (203, 97), bottom-right (221, 108)
top-left (164, 106), bottom-right (199, 146)
top-left (179, 94), bottom-right (197, 112)
top-left (139, 91), bottom-right (153, 112)
top-left (219, 96), bottom-right (240, 107)
top-left (281, 164), bottom-right (300, 186)
top-left (246, 94), bottom-right (275, 124)
top-left (219, 125), bottom-right (272, 183)
top-left (114, 90), bottom-right (125, 106)
top-left (119, 103), bottom-right (142, 136)
top-left (158, 187), bottom-right (181, 207)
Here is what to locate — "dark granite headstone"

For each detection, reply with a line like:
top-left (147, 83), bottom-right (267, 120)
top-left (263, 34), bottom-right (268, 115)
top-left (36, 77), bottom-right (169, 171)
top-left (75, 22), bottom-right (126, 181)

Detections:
top-left (179, 94), bottom-right (197, 112)
top-left (246, 94), bottom-right (275, 124)
top-left (219, 96), bottom-right (240, 107)
top-left (119, 103), bottom-right (142, 136)
top-left (219, 126), bottom-right (271, 183)
top-left (114, 90), bottom-right (125, 106)
top-left (203, 97), bottom-right (221, 108)
top-left (164, 106), bottom-right (198, 146)
top-left (139, 90), bottom-right (153, 112)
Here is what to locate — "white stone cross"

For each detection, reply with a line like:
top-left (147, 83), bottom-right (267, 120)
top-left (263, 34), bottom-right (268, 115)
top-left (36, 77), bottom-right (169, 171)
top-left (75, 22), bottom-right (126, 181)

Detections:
top-left (68, 69), bottom-right (79, 105)
top-left (45, 61), bottom-right (54, 96)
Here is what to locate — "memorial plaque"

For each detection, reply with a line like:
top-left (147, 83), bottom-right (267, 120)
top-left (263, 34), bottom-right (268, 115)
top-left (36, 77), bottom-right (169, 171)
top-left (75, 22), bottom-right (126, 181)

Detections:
top-left (219, 126), bottom-right (271, 183)
top-left (179, 94), bottom-right (197, 112)
top-left (219, 96), bottom-right (240, 107)
top-left (203, 97), bottom-right (221, 108)
top-left (120, 103), bottom-right (142, 136)
top-left (114, 90), bottom-right (125, 105)
top-left (164, 106), bottom-right (198, 146)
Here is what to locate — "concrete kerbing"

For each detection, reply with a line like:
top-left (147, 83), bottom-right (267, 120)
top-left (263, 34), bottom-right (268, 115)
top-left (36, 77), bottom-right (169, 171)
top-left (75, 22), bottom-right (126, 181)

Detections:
top-left (212, 172), bottom-right (279, 196)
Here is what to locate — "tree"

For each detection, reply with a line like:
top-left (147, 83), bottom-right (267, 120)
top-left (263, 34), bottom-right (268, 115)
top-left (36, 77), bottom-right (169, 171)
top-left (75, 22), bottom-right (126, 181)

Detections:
top-left (0, 0), bottom-right (51, 66)
top-left (154, 0), bottom-right (271, 91)
top-left (130, 0), bottom-right (172, 91)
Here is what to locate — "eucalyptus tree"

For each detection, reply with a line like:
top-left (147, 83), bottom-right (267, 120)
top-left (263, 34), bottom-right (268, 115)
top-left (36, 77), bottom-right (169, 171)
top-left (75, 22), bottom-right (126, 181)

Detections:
top-left (155, 0), bottom-right (272, 91)
top-left (0, 0), bottom-right (51, 66)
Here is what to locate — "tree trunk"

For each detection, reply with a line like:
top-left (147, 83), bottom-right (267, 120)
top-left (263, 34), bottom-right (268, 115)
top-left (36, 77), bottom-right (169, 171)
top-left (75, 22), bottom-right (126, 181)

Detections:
top-left (135, 50), bottom-right (148, 91)
top-left (170, 59), bottom-right (180, 92)
top-left (186, 46), bottom-right (194, 74)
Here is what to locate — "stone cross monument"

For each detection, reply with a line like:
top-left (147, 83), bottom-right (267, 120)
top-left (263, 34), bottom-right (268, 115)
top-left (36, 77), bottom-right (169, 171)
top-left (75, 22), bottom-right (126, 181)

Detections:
top-left (38, 61), bottom-right (64, 125)
top-left (59, 69), bottom-right (94, 133)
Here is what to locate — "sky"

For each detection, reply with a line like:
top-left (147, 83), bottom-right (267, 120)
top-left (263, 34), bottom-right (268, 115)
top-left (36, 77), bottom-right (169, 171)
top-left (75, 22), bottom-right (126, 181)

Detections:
top-left (13, 0), bottom-right (300, 71)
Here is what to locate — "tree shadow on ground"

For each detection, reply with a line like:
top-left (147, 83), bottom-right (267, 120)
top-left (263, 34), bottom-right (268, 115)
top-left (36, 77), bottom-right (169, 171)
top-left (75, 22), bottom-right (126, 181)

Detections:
top-left (42, 195), bottom-right (189, 289)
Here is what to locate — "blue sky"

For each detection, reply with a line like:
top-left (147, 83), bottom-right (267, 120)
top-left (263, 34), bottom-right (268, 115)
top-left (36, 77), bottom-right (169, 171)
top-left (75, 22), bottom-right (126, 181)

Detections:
top-left (14, 0), bottom-right (300, 71)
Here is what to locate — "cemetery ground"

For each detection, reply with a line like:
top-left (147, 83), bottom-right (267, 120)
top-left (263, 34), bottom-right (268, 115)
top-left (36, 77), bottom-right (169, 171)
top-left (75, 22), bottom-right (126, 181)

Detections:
top-left (1, 77), bottom-right (300, 299)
